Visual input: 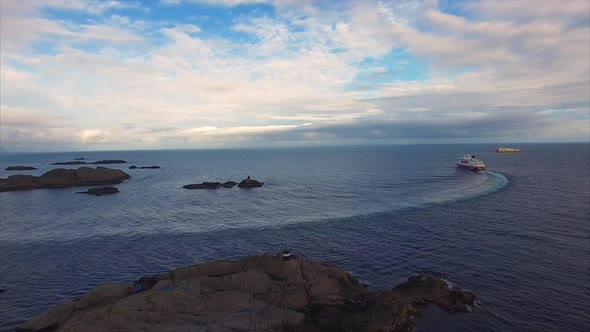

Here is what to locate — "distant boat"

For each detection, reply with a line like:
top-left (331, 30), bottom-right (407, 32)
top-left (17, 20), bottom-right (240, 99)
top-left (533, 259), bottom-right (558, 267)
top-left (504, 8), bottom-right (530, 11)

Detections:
top-left (493, 147), bottom-right (521, 153)
top-left (456, 155), bottom-right (486, 172)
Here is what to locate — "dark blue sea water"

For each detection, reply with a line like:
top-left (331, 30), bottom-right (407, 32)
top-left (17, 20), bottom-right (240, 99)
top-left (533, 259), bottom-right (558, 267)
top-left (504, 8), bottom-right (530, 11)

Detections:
top-left (0, 144), bottom-right (589, 331)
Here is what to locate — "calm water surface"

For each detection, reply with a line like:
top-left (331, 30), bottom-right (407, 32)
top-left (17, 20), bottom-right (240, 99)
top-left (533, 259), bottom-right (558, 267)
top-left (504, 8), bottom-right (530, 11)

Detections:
top-left (0, 144), bottom-right (589, 331)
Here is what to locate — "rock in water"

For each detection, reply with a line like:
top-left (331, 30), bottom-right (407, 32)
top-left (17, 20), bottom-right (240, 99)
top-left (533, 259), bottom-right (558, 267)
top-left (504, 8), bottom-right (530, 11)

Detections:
top-left (17, 253), bottom-right (476, 332)
top-left (129, 165), bottom-right (138, 169)
top-left (183, 182), bottom-right (223, 189)
top-left (51, 160), bottom-right (128, 165)
top-left (0, 167), bottom-right (130, 192)
top-left (50, 161), bottom-right (87, 165)
top-left (76, 186), bottom-right (119, 196)
top-left (90, 160), bottom-right (127, 164)
top-left (138, 166), bottom-right (160, 169)
top-left (237, 176), bottom-right (264, 188)
top-left (4, 166), bottom-right (37, 171)
top-left (222, 181), bottom-right (238, 188)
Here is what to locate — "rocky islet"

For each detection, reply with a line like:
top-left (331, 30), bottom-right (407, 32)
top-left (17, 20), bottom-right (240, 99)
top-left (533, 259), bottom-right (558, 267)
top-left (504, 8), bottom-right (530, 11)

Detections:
top-left (51, 160), bottom-right (127, 165)
top-left (76, 186), bottom-right (120, 196)
top-left (17, 252), bottom-right (476, 332)
top-left (4, 166), bottom-right (37, 171)
top-left (0, 167), bottom-right (130, 192)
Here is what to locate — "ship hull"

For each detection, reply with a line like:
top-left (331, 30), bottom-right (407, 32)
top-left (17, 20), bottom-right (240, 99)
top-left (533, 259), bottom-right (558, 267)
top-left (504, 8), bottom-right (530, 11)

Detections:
top-left (456, 163), bottom-right (485, 172)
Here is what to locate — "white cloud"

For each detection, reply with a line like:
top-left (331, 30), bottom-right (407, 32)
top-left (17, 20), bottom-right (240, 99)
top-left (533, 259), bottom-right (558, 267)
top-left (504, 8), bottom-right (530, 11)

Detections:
top-left (0, 0), bottom-right (588, 151)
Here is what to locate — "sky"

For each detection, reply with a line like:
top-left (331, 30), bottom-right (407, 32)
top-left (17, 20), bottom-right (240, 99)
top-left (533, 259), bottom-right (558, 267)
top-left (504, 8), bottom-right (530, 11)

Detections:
top-left (1, 0), bottom-right (589, 152)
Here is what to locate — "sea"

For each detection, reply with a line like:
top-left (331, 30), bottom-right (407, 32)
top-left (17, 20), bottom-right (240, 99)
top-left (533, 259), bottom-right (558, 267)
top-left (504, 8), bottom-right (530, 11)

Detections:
top-left (0, 143), bottom-right (589, 331)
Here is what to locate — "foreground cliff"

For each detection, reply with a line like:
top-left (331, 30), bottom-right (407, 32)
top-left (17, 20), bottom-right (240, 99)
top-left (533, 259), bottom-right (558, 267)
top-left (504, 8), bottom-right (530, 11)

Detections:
top-left (18, 253), bottom-right (476, 332)
top-left (0, 167), bottom-right (130, 192)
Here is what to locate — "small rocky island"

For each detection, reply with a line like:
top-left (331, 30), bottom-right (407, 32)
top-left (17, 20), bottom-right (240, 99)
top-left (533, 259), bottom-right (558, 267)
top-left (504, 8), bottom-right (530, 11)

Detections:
top-left (4, 166), bottom-right (37, 171)
top-left (0, 167), bottom-right (130, 192)
top-left (76, 186), bottom-right (120, 196)
top-left (51, 160), bottom-right (127, 165)
top-left (493, 147), bottom-right (521, 153)
top-left (183, 181), bottom-right (238, 189)
top-left (129, 165), bottom-right (161, 169)
top-left (237, 176), bottom-right (264, 188)
top-left (183, 177), bottom-right (262, 189)
top-left (17, 252), bottom-right (476, 332)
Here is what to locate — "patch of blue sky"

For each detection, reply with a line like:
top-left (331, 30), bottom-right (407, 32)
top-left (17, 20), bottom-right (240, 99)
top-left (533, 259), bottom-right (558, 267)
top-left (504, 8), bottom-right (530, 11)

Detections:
top-left (351, 48), bottom-right (430, 85)
top-left (30, 39), bottom-right (61, 56)
top-left (437, 0), bottom-right (477, 20)
top-left (151, 2), bottom-right (275, 42)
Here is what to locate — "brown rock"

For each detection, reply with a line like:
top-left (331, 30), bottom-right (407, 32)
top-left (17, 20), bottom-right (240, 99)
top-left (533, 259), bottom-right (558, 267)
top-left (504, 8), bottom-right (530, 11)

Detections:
top-left (237, 176), bottom-right (264, 188)
top-left (76, 283), bottom-right (133, 310)
top-left (16, 300), bottom-right (76, 332)
top-left (19, 253), bottom-right (477, 332)
top-left (76, 186), bottom-right (119, 196)
top-left (0, 167), bottom-right (130, 192)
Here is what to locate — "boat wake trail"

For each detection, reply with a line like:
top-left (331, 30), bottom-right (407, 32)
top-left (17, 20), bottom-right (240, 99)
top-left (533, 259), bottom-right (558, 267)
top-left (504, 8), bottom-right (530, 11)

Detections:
top-left (422, 170), bottom-right (510, 206)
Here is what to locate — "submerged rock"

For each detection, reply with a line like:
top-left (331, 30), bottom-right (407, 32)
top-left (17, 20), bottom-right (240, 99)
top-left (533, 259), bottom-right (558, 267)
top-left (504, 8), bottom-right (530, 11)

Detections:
top-left (237, 176), bottom-right (264, 188)
top-left (4, 166), bottom-right (37, 171)
top-left (0, 167), bottom-right (130, 192)
top-left (76, 186), bottom-right (120, 196)
top-left (18, 253), bottom-right (476, 332)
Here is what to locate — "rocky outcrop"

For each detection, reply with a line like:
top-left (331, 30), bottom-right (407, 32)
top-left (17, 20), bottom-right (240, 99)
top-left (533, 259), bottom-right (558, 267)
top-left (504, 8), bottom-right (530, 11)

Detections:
top-left (4, 166), bottom-right (37, 171)
top-left (76, 186), bottom-right (120, 196)
top-left (0, 167), bottom-right (130, 192)
top-left (222, 181), bottom-right (238, 188)
top-left (183, 182), bottom-right (223, 189)
top-left (129, 165), bottom-right (160, 170)
top-left (18, 253), bottom-right (476, 332)
top-left (51, 160), bottom-right (127, 165)
top-left (237, 176), bottom-right (264, 188)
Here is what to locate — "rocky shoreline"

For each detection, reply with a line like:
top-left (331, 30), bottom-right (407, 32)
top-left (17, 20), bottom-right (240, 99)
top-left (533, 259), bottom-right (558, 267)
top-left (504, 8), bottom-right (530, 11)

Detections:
top-left (17, 252), bottom-right (476, 332)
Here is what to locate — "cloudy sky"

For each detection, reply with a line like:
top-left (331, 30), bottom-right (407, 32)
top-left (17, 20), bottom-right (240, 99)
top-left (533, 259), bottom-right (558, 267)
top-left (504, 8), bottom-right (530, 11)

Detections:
top-left (1, 0), bottom-right (588, 151)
